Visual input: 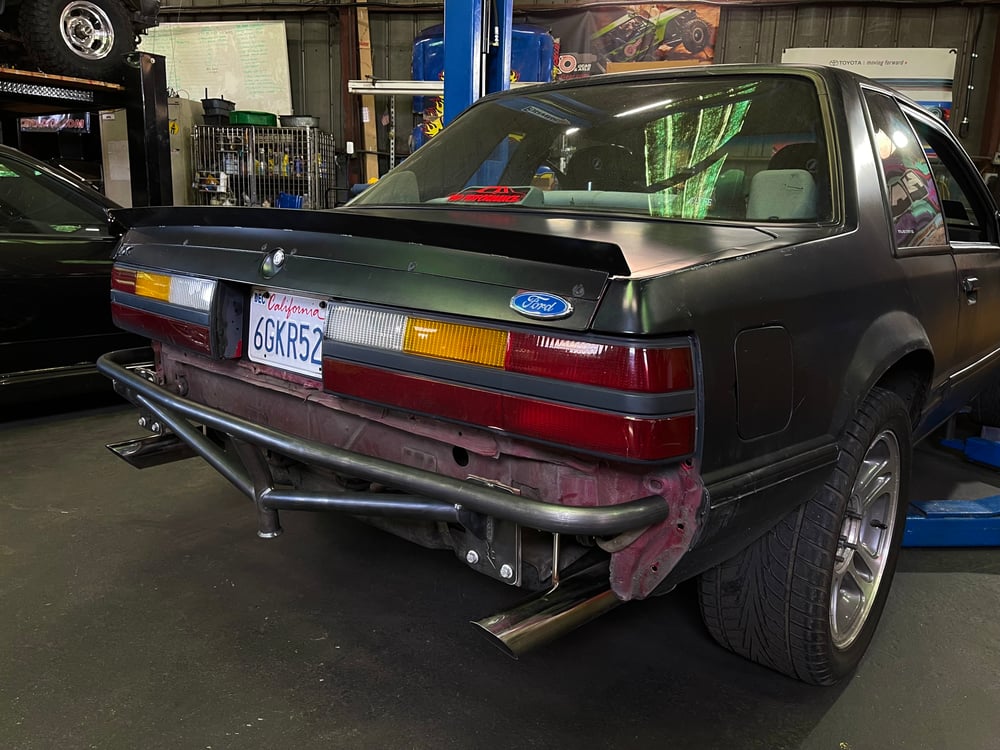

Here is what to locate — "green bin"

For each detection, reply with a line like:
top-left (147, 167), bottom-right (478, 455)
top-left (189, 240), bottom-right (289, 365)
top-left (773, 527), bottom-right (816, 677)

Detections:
top-left (229, 111), bottom-right (278, 126)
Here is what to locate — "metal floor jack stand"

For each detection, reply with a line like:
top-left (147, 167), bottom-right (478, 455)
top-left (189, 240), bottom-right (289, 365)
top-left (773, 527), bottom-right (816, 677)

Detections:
top-left (904, 415), bottom-right (1000, 547)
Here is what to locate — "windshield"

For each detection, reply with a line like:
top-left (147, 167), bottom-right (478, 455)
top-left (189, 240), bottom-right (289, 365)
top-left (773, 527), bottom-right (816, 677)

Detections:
top-left (351, 74), bottom-right (833, 223)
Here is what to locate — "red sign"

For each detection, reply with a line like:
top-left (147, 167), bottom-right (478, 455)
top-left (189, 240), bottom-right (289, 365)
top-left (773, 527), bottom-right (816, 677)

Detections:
top-left (447, 186), bottom-right (530, 204)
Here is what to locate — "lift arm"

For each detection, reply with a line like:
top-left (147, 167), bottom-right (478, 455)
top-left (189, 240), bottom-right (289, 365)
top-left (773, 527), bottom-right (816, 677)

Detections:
top-left (443, 0), bottom-right (513, 125)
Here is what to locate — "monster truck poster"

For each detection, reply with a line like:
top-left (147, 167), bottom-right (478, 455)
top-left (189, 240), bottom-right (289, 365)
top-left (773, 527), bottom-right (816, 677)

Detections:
top-left (517, 4), bottom-right (718, 79)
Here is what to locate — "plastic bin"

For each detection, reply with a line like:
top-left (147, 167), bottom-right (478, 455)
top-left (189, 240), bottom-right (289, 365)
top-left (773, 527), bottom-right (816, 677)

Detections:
top-left (280, 115), bottom-right (319, 128)
top-left (276, 192), bottom-right (303, 209)
top-left (201, 97), bottom-right (235, 118)
top-left (230, 111), bottom-right (278, 126)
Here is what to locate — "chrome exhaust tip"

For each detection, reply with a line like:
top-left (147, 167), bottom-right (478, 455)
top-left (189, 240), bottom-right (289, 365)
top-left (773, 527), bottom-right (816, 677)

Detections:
top-left (106, 433), bottom-right (196, 469)
top-left (471, 561), bottom-right (621, 658)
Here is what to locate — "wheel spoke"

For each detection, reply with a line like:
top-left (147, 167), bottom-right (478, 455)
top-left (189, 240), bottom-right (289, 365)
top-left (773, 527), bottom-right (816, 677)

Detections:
top-left (856, 455), bottom-right (893, 512)
top-left (847, 558), bottom-right (877, 604)
top-left (854, 539), bottom-right (877, 578)
top-left (831, 564), bottom-right (862, 638)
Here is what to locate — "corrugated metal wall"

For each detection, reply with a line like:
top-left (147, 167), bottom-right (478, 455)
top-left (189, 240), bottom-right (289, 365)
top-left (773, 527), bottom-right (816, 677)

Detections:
top-left (158, 2), bottom-right (998, 161)
top-left (716, 4), bottom-right (998, 157)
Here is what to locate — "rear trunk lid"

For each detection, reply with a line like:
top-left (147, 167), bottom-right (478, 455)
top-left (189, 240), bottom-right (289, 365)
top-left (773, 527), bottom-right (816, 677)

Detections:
top-left (114, 205), bottom-right (776, 333)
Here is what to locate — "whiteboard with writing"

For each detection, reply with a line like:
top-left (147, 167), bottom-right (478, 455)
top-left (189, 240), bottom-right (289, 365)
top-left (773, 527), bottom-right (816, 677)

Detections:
top-left (139, 21), bottom-right (292, 115)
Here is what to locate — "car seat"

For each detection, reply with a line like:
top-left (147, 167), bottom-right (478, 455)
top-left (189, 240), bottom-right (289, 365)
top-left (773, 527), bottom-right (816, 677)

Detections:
top-left (564, 144), bottom-right (637, 191)
top-left (769, 142), bottom-right (823, 175)
top-left (768, 142), bottom-right (829, 218)
top-left (708, 168), bottom-right (747, 218)
top-left (746, 169), bottom-right (817, 220)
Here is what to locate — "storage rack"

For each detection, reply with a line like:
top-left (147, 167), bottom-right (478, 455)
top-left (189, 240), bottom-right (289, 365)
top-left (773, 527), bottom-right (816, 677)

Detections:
top-left (0, 54), bottom-right (172, 207)
top-left (192, 125), bottom-right (336, 209)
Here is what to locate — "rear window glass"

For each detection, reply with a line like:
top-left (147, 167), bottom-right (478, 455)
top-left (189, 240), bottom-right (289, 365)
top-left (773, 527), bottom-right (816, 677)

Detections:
top-left (351, 74), bottom-right (833, 223)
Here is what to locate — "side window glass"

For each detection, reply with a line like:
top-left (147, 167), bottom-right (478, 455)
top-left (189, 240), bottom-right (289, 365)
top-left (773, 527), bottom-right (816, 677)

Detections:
top-left (864, 91), bottom-right (945, 249)
top-left (906, 114), bottom-right (993, 244)
top-left (0, 159), bottom-right (107, 235)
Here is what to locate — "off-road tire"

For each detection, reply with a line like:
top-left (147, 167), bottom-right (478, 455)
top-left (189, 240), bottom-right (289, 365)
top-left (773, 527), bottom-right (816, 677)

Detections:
top-left (681, 19), bottom-right (710, 55)
top-left (697, 387), bottom-right (911, 685)
top-left (20, 0), bottom-right (134, 80)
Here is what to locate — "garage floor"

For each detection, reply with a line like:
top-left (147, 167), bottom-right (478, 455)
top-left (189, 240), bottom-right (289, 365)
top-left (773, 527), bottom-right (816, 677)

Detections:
top-left (2, 405), bottom-right (999, 750)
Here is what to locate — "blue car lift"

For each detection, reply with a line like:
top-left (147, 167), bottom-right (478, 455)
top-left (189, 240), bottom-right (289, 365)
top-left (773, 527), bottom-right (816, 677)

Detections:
top-left (904, 436), bottom-right (1000, 547)
top-left (443, 0), bottom-right (514, 125)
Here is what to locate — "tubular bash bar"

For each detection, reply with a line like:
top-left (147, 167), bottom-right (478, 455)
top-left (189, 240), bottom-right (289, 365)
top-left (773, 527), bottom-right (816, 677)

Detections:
top-left (98, 348), bottom-right (671, 537)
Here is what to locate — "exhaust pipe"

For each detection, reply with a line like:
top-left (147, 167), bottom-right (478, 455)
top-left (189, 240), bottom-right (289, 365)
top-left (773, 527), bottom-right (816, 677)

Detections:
top-left (106, 433), bottom-right (196, 469)
top-left (472, 561), bottom-right (621, 658)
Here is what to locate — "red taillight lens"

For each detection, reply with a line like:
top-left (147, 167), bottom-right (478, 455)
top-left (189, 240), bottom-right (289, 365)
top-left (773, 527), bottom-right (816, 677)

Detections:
top-left (111, 267), bottom-right (137, 293)
top-left (506, 334), bottom-right (693, 392)
top-left (111, 303), bottom-right (212, 354)
top-left (505, 400), bottom-right (694, 460)
top-left (324, 302), bottom-right (692, 392)
top-left (323, 360), bottom-right (694, 461)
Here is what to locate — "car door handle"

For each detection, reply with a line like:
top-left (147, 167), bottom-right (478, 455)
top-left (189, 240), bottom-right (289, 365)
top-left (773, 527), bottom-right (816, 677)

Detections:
top-left (962, 276), bottom-right (980, 304)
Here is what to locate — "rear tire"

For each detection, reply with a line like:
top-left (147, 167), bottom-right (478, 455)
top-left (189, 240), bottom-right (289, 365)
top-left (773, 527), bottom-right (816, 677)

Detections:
top-left (19, 0), bottom-right (134, 80)
top-left (697, 387), bottom-right (911, 685)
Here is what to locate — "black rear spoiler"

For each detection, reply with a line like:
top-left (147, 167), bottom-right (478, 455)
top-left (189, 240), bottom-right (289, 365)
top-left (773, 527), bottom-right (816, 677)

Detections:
top-left (113, 205), bottom-right (632, 276)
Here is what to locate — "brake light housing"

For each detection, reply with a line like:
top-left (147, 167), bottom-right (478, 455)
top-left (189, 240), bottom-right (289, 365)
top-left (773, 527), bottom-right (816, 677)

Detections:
top-left (322, 302), bottom-right (696, 462)
top-left (110, 265), bottom-right (218, 355)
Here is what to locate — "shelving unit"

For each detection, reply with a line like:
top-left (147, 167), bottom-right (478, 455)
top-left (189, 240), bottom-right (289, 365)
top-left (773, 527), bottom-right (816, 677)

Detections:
top-left (192, 125), bottom-right (336, 208)
top-left (0, 54), bottom-right (172, 207)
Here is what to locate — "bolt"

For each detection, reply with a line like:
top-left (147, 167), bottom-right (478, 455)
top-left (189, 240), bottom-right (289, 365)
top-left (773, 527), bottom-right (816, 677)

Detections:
top-left (137, 416), bottom-right (147, 428)
top-left (465, 550), bottom-right (479, 565)
top-left (499, 564), bottom-right (514, 580)
top-left (150, 422), bottom-right (162, 434)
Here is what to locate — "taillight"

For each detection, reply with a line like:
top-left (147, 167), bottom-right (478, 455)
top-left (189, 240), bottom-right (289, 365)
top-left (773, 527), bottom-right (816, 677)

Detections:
top-left (324, 303), bottom-right (692, 392)
top-left (506, 333), bottom-right (692, 391)
top-left (112, 267), bottom-right (216, 312)
top-left (322, 302), bottom-right (695, 462)
top-left (110, 265), bottom-right (217, 355)
top-left (322, 361), bottom-right (694, 460)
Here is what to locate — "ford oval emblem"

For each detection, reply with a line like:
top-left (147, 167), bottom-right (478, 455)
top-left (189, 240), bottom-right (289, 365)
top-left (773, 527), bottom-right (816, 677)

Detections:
top-left (510, 291), bottom-right (574, 320)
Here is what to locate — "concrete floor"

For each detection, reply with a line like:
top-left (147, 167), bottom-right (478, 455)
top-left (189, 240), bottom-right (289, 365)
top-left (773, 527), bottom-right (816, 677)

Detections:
top-left (1, 405), bottom-right (999, 750)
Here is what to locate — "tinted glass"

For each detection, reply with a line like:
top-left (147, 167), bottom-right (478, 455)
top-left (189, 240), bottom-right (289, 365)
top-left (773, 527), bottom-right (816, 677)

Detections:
top-left (864, 91), bottom-right (945, 248)
top-left (0, 157), bottom-right (108, 235)
top-left (907, 114), bottom-right (993, 244)
top-left (352, 75), bottom-right (833, 223)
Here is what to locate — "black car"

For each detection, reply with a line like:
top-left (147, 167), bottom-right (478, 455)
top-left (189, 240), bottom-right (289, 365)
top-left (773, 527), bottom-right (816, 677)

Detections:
top-left (98, 65), bottom-right (1000, 685)
top-left (0, 0), bottom-right (160, 80)
top-left (0, 144), bottom-right (142, 406)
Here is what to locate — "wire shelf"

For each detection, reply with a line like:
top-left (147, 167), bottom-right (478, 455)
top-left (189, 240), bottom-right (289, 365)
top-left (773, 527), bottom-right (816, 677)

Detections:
top-left (192, 125), bottom-right (336, 209)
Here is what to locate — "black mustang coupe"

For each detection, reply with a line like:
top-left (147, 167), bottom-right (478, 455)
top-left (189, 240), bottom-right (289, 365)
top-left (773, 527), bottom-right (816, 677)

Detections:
top-left (98, 64), bottom-right (1000, 684)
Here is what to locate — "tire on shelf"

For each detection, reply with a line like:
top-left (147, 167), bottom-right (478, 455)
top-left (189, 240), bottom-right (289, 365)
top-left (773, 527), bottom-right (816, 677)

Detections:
top-left (19, 0), bottom-right (134, 80)
top-left (697, 386), bottom-right (912, 685)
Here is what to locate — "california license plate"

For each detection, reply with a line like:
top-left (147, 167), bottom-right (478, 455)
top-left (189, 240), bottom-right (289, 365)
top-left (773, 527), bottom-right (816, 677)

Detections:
top-left (248, 288), bottom-right (327, 378)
